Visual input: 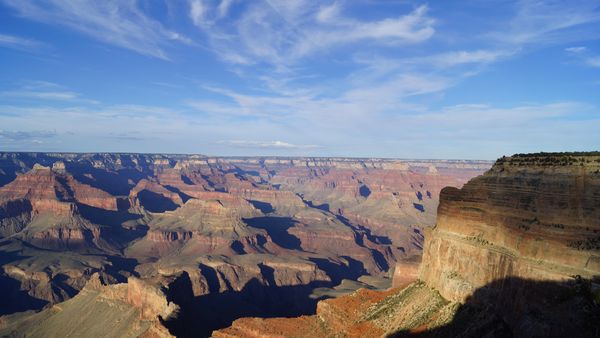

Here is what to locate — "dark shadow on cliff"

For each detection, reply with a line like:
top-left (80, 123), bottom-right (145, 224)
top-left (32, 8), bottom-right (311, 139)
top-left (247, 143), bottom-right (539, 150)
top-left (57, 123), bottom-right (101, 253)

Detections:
top-left (309, 257), bottom-right (367, 285)
top-left (391, 276), bottom-right (600, 338)
top-left (0, 245), bottom-right (31, 265)
top-left (359, 184), bottom-right (372, 198)
top-left (297, 193), bottom-right (330, 212)
top-left (136, 190), bottom-right (179, 213)
top-left (248, 200), bottom-right (274, 213)
top-left (0, 272), bottom-right (49, 315)
top-left (163, 185), bottom-right (193, 203)
top-left (162, 272), bottom-right (330, 338)
top-left (243, 216), bottom-right (302, 250)
top-left (335, 215), bottom-right (392, 245)
top-left (76, 203), bottom-right (147, 249)
top-left (68, 163), bottom-right (150, 196)
top-left (103, 255), bottom-right (140, 281)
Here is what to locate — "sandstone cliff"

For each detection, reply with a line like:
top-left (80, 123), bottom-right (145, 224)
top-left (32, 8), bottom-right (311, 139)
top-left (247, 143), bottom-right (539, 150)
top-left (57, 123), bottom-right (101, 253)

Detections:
top-left (420, 153), bottom-right (600, 298)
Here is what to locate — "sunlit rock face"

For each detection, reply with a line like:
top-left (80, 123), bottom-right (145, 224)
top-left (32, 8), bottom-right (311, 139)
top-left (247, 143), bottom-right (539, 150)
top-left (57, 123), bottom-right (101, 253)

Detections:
top-left (420, 153), bottom-right (600, 302)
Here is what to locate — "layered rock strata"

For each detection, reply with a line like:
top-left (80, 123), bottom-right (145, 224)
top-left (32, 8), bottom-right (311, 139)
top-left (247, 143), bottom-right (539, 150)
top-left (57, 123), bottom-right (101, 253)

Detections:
top-left (420, 153), bottom-right (600, 302)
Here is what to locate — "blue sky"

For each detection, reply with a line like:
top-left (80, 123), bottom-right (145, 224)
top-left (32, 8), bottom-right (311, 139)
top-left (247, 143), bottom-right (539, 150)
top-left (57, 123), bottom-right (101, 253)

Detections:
top-left (0, 0), bottom-right (599, 159)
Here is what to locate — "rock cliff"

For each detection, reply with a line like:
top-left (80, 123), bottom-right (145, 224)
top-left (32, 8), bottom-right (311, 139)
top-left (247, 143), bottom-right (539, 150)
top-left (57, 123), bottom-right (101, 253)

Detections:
top-left (420, 153), bottom-right (600, 300)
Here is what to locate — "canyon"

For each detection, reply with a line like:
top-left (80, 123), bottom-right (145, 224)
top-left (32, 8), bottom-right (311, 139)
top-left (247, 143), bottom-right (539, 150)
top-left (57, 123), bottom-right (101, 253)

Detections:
top-left (2, 152), bottom-right (599, 337)
top-left (214, 152), bottom-right (600, 337)
top-left (0, 152), bottom-right (489, 336)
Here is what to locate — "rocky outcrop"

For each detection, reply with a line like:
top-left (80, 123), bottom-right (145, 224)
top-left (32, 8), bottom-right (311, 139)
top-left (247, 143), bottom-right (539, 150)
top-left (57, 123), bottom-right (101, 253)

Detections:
top-left (128, 179), bottom-right (184, 212)
top-left (420, 153), bottom-right (600, 302)
top-left (0, 164), bottom-right (117, 251)
top-left (391, 256), bottom-right (421, 289)
top-left (181, 258), bottom-right (331, 295)
top-left (126, 276), bottom-right (179, 321)
top-left (0, 273), bottom-right (176, 338)
top-left (213, 286), bottom-right (401, 338)
top-left (0, 164), bottom-right (117, 214)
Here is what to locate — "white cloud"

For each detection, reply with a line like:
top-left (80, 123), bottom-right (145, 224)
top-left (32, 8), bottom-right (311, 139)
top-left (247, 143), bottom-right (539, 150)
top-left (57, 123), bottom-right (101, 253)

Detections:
top-left (191, 2), bottom-right (435, 67)
top-left (186, 70), bottom-right (449, 126)
top-left (316, 2), bottom-right (340, 23)
top-left (1, 99), bottom-right (597, 158)
top-left (217, 140), bottom-right (320, 149)
top-left (2, 0), bottom-right (191, 59)
top-left (0, 129), bottom-right (57, 141)
top-left (427, 50), bottom-right (513, 67)
top-left (563, 45), bottom-right (600, 68)
top-left (0, 81), bottom-right (98, 104)
top-left (189, 0), bottom-right (207, 26)
top-left (495, 0), bottom-right (600, 45)
top-left (1, 90), bottom-right (79, 101)
top-left (565, 46), bottom-right (587, 53)
top-left (0, 33), bottom-right (44, 51)
top-left (587, 56), bottom-right (600, 67)
top-left (217, 0), bottom-right (235, 19)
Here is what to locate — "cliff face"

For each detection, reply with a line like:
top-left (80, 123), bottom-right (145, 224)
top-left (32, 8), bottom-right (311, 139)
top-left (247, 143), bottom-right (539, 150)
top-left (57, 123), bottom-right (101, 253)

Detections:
top-left (420, 154), bottom-right (600, 302)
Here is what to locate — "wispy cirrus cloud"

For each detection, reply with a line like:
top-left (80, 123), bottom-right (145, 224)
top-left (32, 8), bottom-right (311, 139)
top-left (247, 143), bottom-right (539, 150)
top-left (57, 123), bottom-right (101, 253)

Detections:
top-left (0, 129), bottom-right (58, 148)
top-left (2, 0), bottom-right (191, 59)
top-left (587, 57), bottom-right (600, 67)
top-left (0, 129), bottom-right (57, 141)
top-left (424, 49), bottom-right (516, 68)
top-left (0, 33), bottom-right (45, 51)
top-left (0, 81), bottom-right (98, 104)
top-left (217, 140), bottom-right (320, 149)
top-left (187, 71), bottom-right (449, 125)
top-left (188, 1), bottom-right (435, 67)
top-left (494, 0), bottom-right (600, 46)
top-left (565, 45), bottom-right (600, 68)
top-left (0, 99), bottom-right (597, 158)
top-left (565, 46), bottom-right (587, 54)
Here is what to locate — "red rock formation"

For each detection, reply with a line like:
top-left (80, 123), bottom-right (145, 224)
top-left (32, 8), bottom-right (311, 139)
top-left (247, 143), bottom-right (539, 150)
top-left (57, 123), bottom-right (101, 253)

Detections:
top-left (0, 164), bottom-right (116, 214)
top-left (213, 287), bottom-right (398, 338)
top-left (391, 256), bottom-right (421, 289)
top-left (126, 276), bottom-right (179, 321)
top-left (420, 154), bottom-right (600, 302)
top-left (267, 161), bottom-right (489, 259)
top-left (0, 273), bottom-right (176, 337)
top-left (128, 179), bottom-right (184, 210)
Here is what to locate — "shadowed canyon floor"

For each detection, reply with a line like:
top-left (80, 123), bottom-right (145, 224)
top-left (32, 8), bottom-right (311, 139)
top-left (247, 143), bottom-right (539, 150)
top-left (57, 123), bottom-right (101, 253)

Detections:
top-left (0, 152), bottom-right (490, 336)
